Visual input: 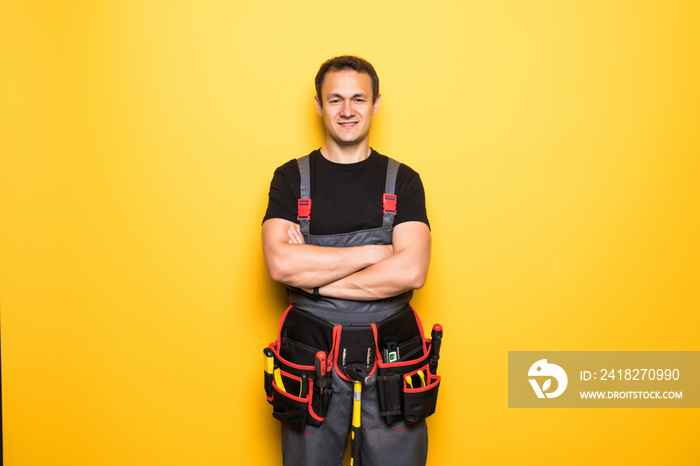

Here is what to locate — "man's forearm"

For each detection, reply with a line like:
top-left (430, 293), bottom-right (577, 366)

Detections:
top-left (262, 218), bottom-right (392, 288)
top-left (316, 222), bottom-right (431, 300)
top-left (317, 248), bottom-right (429, 300)
top-left (266, 242), bottom-right (392, 289)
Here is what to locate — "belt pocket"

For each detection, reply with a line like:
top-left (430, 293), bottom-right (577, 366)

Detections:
top-left (307, 379), bottom-right (333, 427)
top-left (265, 307), bottom-right (336, 431)
top-left (377, 363), bottom-right (441, 426)
top-left (265, 347), bottom-right (334, 431)
top-left (403, 369), bottom-right (441, 425)
top-left (271, 370), bottom-right (309, 432)
top-left (376, 351), bottom-right (432, 427)
top-left (279, 307), bottom-right (334, 366)
top-left (374, 307), bottom-right (443, 427)
top-left (376, 373), bottom-right (404, 425)
top-left (280, 337), bottom-right (322, 367)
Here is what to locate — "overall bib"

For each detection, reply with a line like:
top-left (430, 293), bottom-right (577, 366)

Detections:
top-left (264, 156), bottom-right (441, 466)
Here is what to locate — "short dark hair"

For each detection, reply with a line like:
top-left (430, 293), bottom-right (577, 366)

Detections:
top-left (315, 55), bottom-right (379, 106)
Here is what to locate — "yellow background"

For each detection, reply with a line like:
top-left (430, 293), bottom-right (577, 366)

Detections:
top-left (1, 1), bottom-right (698, 464)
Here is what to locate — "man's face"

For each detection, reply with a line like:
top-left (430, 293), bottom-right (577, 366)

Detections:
top-left (315, 70), bottom-right (381, 148)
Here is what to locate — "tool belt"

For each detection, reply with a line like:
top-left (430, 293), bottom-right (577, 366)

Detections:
top-left (263, 305), bottom-right (442, 431)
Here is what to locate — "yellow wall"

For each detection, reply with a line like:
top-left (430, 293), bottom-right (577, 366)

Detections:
top-left (1, 1), bottom-right (698, 464)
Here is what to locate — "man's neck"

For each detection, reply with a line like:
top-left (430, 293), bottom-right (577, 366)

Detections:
top-left (320, 140), bottom-right (372, 164)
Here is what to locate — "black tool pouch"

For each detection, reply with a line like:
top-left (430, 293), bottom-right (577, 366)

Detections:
top-left (337, 325), bottom-right (376, 383)
top-left (402, 368), bottom-right (441, 424)
top-left (264, 306), bottom-right (335, 431)
top-left (374, 306), bottom-right (442, 427)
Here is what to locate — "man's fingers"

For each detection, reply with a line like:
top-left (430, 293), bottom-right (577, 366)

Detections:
top-left (287, 225), bottom-right (305, 244)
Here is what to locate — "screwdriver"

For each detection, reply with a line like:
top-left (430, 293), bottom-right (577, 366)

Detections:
top-left (263, 347), bottom-right (275, 398)
top-left (429, 324), bottom-right (443, 375)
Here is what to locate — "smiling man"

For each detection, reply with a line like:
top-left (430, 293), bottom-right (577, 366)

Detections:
top-left (262, 55), bottom-right (435, 466)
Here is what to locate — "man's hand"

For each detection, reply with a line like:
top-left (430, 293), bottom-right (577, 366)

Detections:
top-left (287, 224), bottom-right (305, 244)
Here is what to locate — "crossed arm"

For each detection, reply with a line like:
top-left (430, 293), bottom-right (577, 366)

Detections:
top-left (262, 218), bottom-right (431, 301)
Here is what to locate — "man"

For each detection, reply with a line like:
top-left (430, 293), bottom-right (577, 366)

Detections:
top-left (262, 55), bottom-right (433, 466)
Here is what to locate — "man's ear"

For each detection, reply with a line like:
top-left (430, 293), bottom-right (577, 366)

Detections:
top-left (314, 95), bottom-right (323, 116)
top-left (373, 94), bottom-right (381, 115)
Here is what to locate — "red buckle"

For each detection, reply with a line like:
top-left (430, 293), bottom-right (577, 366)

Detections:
top-left (383, 193), bottom-right (397, 215)
top-left (297, 199), bottom-right (312, 221)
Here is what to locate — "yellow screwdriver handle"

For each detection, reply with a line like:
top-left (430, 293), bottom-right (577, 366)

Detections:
top-left (417, 370), bottom-right (426, 387)
top-left (264, 350), bottom-right (274, 374)
top-left (273, 367), bottom-right (286, 392)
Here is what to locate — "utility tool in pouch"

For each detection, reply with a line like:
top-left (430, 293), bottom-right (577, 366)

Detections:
top-left (273, 367), bottom-right (286, 392)
top-left (299, 374), bottom-right (308, 398)
top-left (429, 324), bottom-right (443, 375)
top-left (350, 381), bottom-right (362, 466)
top-left (315, 351), bottom-right (328, 388)
top-left (263, 348), bottom-right (274, 398)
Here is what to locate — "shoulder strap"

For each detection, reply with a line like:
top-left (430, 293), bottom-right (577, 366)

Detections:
top-left (296, 155), bottom-right (311, 236)
top-left (382, 158), bottom-right (399, 228)
top-left (296, 155), bottom-right (399, 233)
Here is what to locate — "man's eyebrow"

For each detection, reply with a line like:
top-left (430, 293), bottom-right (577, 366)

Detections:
top-left (326, 92), bottom-right (368, 100)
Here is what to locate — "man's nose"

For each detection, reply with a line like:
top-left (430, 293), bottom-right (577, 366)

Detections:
top-left (340, 101), bottom-right (354, 117)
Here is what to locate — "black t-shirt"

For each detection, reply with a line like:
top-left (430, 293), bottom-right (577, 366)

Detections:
top-left (263, 149), bottom-right (430, 235)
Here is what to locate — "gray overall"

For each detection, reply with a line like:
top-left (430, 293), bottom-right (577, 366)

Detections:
top-left (280, 155), bottom-right (429, 466)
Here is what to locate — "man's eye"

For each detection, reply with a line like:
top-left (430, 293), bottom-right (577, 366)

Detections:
top-left (355, 99), bottom-right (365, 103)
